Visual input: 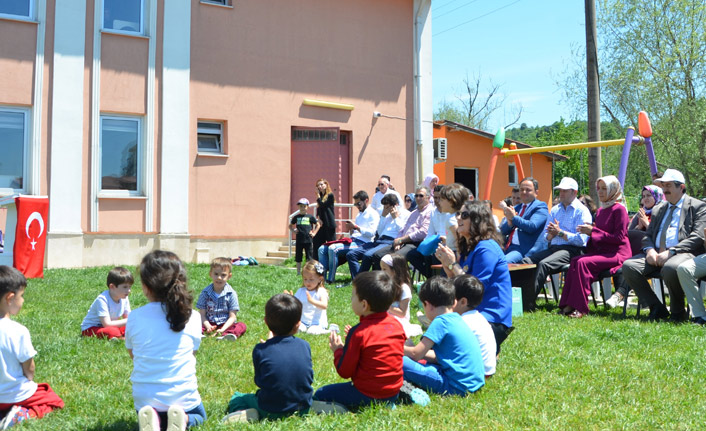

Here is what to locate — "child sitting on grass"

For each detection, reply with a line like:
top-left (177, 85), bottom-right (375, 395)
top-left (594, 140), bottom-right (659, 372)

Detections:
top-left (223, 293), bottom-right (313, 423)
top-left (380, 254), bottom-right (422, 337)
top-left (0, 266), bottom-right (64, 429)
top-left (403, 276), bottom-right (485, 396)
top-left (285, 260), bottom-right (329, 334)
top-left (80, 266), bottom-right (133, 340)
top-left (313, 271), bottom-right (406, 411)
top-left (127, 251), bottom-right (206, 431)
top-left (196, 257), bottom-right (246, 341)
top-left (452, 274), bottom-right (496, 378)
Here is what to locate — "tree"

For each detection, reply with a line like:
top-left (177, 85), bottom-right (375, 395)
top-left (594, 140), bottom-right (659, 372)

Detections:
top-left (434, 72), bottom-right (523, 131)
top-left (562, 0), bottom-right (706, 197)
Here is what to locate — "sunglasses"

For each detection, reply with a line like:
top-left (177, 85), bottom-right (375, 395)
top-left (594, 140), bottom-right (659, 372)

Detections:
top-left (404, 198), bottom-right (412, 202)
top-left (414, 194), bottom-right (427, 198)
top-left (456, 211), bottom-right (470, 220)
top-left (377, 183), bottom-right (385, 187)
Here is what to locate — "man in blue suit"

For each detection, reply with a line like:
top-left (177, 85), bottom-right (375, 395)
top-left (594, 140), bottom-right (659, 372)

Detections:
top-left (499, 177), bottom-right (549, 263)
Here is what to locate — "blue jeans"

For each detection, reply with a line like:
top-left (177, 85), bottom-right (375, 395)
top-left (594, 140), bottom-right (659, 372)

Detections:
top-left (504, 246), bottom-right (524, 264)
top-left (402, 356), bottom-right (466, 396)
top-left (346, 238), bottom-right (394, 278)
top-left (318, 239), bottom-right (364, 283)
top-left (136, 403), bottom-right (206, 429)
top-left (313, 382), bottom-right (398, 409)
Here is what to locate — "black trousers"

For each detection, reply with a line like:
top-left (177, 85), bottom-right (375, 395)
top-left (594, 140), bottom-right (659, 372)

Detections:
top-left (521, 245), bottom-right (583, 305)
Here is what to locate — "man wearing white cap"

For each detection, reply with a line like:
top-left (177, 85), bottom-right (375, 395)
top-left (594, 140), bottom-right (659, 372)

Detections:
top-left (623, 169), bottom-right (706, 322)
top-left (520, 177), bottom-right (593, 310)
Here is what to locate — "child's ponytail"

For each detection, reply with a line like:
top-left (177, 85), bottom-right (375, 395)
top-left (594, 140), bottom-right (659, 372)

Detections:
top-left (140, 250), bottom-right (194, 332)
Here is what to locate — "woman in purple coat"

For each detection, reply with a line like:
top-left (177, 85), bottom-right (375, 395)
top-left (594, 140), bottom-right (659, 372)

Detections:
top-left (559, 175), bottom-right (631, 318)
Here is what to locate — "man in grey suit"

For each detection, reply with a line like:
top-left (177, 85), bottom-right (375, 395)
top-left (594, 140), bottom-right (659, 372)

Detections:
top-left (623, 169), bottom-right (706, 321)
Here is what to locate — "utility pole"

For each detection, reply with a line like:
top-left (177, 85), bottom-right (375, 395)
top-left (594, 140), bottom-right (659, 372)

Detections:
top-left (586, 0), bottom-right (601, 201)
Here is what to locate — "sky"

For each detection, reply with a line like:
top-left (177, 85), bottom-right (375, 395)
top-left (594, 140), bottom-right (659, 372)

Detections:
top-left (432, 0), bottom-right (587, 131)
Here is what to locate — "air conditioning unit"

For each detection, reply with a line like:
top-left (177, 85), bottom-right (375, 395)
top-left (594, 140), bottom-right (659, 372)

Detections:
top-left (433, 138), bottom-right (447, 161)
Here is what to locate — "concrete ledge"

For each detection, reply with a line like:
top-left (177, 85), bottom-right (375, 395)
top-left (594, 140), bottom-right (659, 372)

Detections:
top-left (41, 233), bottom-right (286, 268)
top-left (45, 232), bottom-right (85, 268)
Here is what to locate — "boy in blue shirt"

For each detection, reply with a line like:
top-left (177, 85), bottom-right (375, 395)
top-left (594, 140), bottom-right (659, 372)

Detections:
top-left (403, 276), bottom-right (485, 395)
top-left (223, 293), bottom-right (313, 422)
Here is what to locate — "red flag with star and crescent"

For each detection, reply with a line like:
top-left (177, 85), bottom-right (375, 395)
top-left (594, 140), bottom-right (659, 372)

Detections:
top-left (13, 196), bottom-right (49, 278)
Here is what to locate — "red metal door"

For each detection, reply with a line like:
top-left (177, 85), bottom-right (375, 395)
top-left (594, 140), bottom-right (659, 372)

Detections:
top-left (290, 127), bottom-right (350, 232)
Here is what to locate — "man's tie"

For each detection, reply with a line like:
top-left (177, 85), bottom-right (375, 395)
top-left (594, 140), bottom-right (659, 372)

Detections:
top-left (658, 205), bottom-right (676, 252)
top-left (505, 204), bottom-right (527, 250)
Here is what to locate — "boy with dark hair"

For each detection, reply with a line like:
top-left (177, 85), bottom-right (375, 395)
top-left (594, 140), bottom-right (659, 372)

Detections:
top-left (80, 266), bottom-right (134, 339)
top-left (196, 257), bottom-right (247, 341)
top-left (290, 198), bottom-right (321, 275)
top-left (403, 276), bottom-right (485, 395)
top-left (452, 275), bottom-right (496, 377)
top-left (224, 293), bottom-right (313, 422)
top-left (313, 271), bottom-right (406, 411)
top-left (0, 266), bottom-right (64, 428)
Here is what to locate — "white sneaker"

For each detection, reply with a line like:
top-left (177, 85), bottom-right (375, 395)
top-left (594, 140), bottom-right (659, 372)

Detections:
top-left (605, 293), bottom-right (623, 309)
top-left (166, 406), bottom-right (187, 431)
top-left (0, 405), bottom-right (21, 430)
top-left (310, 400), bottom-right (349, 414)
top-left (138, 406), bottom-right (160, 431)
top-left (222, 408), bottom-right (259, 423)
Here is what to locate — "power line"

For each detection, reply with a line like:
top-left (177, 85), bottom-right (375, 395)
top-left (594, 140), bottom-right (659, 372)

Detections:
top-left (432, 0), bottom-right (467, 13)
top-left (433, 0), bottom-right (522, 37)
top-left (434, 0), bottom-right (481, 20)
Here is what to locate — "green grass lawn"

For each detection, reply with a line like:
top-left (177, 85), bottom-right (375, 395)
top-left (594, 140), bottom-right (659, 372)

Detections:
top-left (11, 263), bottom-right (706, 430)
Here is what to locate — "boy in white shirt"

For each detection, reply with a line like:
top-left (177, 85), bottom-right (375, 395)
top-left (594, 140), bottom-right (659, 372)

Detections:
top-left (80, 267), bottom-right (133, 339)
top-left (0, 266), bottom-right (64, 428)
top-left (452, 274), bottom-right (497, 378)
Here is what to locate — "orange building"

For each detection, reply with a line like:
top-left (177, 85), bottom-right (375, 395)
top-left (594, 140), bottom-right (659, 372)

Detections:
top-left (432, 121), bottom-right (567, 217)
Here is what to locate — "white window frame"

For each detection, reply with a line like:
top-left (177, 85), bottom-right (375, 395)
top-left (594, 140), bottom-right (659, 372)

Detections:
top-left (0, 0), bottom-right (34, 21)
top-left (197, 121), bottom-right (226, 155)
top-left (508, 162), bottom-right (518, 186)
top-left (101, 0), bottom-right (145, 36)
top-left (0, 107), bottom-right (30, 195)
top-left (200, 0), bottom-right (230, 5)
top-left (99, 115), bottom-right (143, 197)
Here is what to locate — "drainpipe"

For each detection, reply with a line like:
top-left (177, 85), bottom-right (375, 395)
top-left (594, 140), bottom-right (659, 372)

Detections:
top-left (413, 0), bottom-right (430, 186)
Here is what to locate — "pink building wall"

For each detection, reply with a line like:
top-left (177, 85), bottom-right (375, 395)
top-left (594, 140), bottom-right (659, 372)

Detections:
top-left (0, 0), bottom-right (420, 266)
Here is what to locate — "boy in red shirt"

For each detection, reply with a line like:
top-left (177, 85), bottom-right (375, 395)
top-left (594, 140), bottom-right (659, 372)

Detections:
top-left (313, 271), bottom-right (406, 410)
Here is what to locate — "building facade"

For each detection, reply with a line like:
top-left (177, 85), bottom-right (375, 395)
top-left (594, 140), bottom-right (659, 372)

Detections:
top-left (0, 0), bottom-right (433, 268)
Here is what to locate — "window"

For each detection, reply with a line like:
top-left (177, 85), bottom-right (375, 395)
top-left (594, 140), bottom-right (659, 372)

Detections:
top-left (291, 128), bottom-right (338, 141)
top-left (103, 0), bottom-right (143, 34)
top-left (100, 116), bottom-right (141, 193)
top-left (197, 121), bottom-right (224, 154)
top-left (201, 0), bottom-right (229, 5)
top-left (0, 0), bottom-right (33, 19)
top-left (0, 108), bottom-right (29, 191)
top-left (508, 163), bottom-right (518, 186)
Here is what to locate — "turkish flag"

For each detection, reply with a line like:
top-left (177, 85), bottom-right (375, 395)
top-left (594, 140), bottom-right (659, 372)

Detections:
top-left (13, 196), bottom-right (49, 278)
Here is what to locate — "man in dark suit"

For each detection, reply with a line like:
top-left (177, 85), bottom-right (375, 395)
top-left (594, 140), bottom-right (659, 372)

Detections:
top-left (623, 169), bottom-right (706, 321)
top-left (499, 177), bottom-right (549, 263)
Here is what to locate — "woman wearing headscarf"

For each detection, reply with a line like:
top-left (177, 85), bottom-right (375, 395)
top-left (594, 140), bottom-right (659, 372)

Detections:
top-left (423, 173), bottom-right (439, 204)
top-left (404, 193), bottom-right (417, 212)
top-left (558, 176), bottom-right (632, 318)
top-left (628, 185), bottom-right (665, 231)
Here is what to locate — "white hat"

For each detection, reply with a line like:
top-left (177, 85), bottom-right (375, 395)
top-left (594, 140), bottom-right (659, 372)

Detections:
top-left (553, 177), bottom-right (578, 191)
top-left (297, 198), bottom-right (310, 205)
top-left (656, 169), bottom-right (685, 184)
